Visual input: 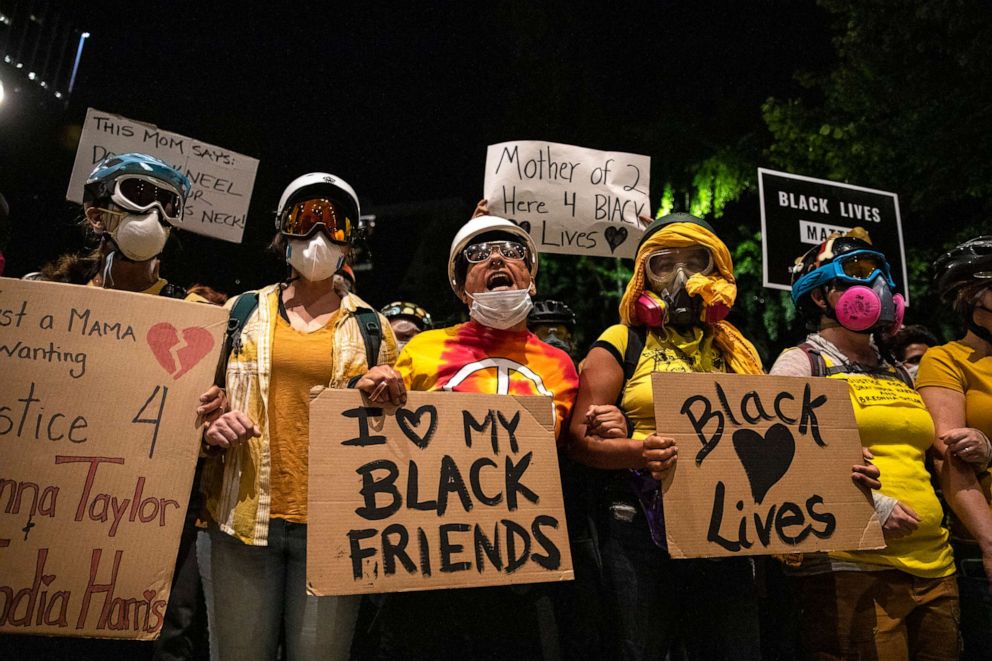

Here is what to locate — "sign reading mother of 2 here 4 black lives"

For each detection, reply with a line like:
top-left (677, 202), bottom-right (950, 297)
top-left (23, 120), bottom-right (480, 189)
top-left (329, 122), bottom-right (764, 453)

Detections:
top-left (483, 141), bottom-right (651, 259)
top-left (652, 372), bottom-right (884, 558)
top-left (758, 167), bottom-right (909, 303)
top-left (0, 279), bottom-right (226, 639)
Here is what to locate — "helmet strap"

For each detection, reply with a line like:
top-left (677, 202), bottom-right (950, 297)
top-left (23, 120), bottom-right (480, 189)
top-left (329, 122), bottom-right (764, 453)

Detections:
top-left (966, 304), bottom-right (992, 349)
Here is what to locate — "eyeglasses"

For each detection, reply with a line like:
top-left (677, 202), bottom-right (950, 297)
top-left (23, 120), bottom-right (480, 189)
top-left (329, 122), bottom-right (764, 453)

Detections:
top-left (793, 249), bottom-right (897, 300)
top-left (279, 198), bottom-right (351, 243)
top-left (463, 240), bottom-right (528, 263)
top-left (646, 247), bottom-right (714, 280)
top-left (111, 175), bottom-right (184, 221)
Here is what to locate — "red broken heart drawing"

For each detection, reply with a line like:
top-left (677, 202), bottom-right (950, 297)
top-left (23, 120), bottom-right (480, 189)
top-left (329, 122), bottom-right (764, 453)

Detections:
top-left (147, 323), bottom-right (215, 379)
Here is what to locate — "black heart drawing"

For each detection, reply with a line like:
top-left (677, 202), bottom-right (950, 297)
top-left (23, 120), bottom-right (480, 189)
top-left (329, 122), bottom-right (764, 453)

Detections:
top-left (396, 405), bottom-right (438, 450)
top-left (517, 220), bottom-right (532, 234)
top-left (604, 226), bottom-right (628, 253)
top-left (732, 423), bottom-right (795, 505)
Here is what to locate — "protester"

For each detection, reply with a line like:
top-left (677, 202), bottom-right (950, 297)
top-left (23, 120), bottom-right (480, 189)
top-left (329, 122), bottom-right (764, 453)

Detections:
top-left (886, 323), bottom-right (939, 381)
top-left (918, 236), bottom-right (992, 660)
top-left (528, 299), bottom-right (577, 357)
top-left (379, 300), bottom-right (433, 352)
top-left (565, 212), bottom-right (770, 660)
top-left (199, 172), bottom-right (396, 661)
top-left (357, 214), bottom-right (581, 660)
top-left (771, 229), bottom-right (958, 660)
top-left (35, 153), bottom-right (191, 298)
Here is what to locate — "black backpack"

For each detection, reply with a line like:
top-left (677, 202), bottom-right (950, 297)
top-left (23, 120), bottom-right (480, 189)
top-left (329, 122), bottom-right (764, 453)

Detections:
top-left (214, 292), bottom-right (382, 387)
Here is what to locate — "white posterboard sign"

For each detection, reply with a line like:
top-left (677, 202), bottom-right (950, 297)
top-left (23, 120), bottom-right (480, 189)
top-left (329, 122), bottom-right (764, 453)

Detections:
top-left (67, 108), bottom-right (260, 244)
top-left (483, 141), bottom-right (650, 259)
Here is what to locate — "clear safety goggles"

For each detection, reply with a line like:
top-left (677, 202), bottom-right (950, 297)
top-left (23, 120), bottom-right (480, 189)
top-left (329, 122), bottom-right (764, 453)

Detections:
top-left (463, 240), bottom-right (529, 263)
top-left (646, 246), bottom-right (714, 281)
top-left (279, 198), bottom-right (352, 244)
top-left (111, 175), bottom-right (184, 221)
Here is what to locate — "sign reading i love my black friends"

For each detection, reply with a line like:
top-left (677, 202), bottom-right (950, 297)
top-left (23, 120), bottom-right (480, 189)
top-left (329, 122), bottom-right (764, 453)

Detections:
top-left (307, 389), bottom-right (573, 596)
top-left (652, 372), bottom-right (884, 558)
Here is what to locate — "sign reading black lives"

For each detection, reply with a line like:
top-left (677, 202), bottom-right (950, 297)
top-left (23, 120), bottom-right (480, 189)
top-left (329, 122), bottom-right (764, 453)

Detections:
top-left (652, 372), bottom-right (884, 559)
top-left (307, 389), bottom-right (573, 595)
top-left (758, 168), bottom-right (908, 303)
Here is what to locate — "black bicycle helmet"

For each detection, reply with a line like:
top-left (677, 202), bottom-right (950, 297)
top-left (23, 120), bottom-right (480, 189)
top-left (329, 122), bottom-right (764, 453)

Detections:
top-left (528, 299), bottom-right (576, 328)
top-left (933, 236), bottom-right (992, 312)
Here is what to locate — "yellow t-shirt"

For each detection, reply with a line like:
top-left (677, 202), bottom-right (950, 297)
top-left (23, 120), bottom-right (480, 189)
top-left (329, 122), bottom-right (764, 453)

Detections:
top-left (821, 364), bottom-right (955, 577)
top-left (593, 324), bottom-right (727, 440)
top-left (916, 340), bottom-right (992, 437)
top-left (267, 311), bottom-right (337, 523)
top-left (916, 339), bottom-right (992, 539)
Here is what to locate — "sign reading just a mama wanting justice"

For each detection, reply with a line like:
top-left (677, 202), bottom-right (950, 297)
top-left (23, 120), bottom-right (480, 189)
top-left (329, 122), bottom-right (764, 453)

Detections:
top-left (758, 168), bottom-right (908, 303)
top-left (483, 141), bottom-right (651, 259)
top-left (652, 372), bottom-right (884, 559)
top-left (67, 108), bottom-right (260, 244)
top-left (0, 279), bottom-right (226, 638)
top-left (307, 390), bottom-right (573, 595)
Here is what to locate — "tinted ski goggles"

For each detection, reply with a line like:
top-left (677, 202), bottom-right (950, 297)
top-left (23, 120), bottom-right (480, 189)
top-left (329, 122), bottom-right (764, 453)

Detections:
top-left (279, 198), bottom-right (352, 243)
top-left (792, 249), bottom-right (896, 301)
top-left (110, 175), bottom-right (184, 221)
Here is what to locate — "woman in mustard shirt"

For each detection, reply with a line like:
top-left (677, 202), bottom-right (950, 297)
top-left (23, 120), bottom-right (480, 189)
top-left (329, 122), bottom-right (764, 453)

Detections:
top-left (772, 230), bottom-right (957, 660)
top-left (918, 236), bottom-right (992, 661)
top-left (200, 173), bottom-right (396, 661)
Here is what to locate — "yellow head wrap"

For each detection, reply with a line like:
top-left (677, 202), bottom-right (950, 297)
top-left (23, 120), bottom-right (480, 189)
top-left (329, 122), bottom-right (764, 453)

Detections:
top-left (619, 221), bottom-right (763, 375)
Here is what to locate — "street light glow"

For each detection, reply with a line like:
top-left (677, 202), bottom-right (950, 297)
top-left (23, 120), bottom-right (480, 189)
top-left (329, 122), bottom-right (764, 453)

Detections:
top-left (0, 80), bottom-right (5, 106)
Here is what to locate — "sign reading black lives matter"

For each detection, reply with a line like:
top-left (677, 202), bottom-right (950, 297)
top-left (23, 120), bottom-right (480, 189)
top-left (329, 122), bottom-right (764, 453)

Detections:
top-left (307, 390), bottom-right (573, 595)
top-left (483, 141), bottom-right (651, 259)
top-left (652, 372), bottom-right (884, 559)
top-left (758, 168), bottom-right (908, 303)
top-left (0, 279), bottom-right (226, 638)
top-left (67, 108), bottom-right (260, 244)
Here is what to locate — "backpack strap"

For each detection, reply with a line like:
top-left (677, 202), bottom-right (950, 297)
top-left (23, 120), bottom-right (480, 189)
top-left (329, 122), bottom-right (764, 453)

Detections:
top-left (215, 292), bottom-right (259, 387)
top-left (798, 341), bottom-right (828, 378)
top-left (159, 282), bottom-right (188, 299)
top-left (618, 326), bottom-right (646, 437)
top-left (892, 364), bottom-right (915, 388)
top-left (353, 307), bottom-right (382, 370)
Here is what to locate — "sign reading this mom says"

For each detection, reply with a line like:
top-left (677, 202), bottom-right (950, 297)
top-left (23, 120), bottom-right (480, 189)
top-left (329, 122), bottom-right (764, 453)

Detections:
top-left (483, 141), bottom-right (650, 259)
top-left (0, 279), bottom-right (226, 638)
top-left (652, 372), bottom-right (884, 558)
top-left (67, 108), bottom-right (260, 243)
top-left (307, 390), bottom-right (572, 595)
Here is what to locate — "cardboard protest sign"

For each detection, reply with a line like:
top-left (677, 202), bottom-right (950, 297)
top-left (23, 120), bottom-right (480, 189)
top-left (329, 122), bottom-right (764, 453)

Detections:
top-left (483, 141), bottom-right (650, 259)
top-left (307, 389), bottom-right (573, 595)
top-left (0, 279), bottom-right (226, 638)
top-left (758, 167), bottom-right (908, 302)
top-left (652, 372), bottom-right (884, 558)
top-left (67, 108), bottom-right (260, 244)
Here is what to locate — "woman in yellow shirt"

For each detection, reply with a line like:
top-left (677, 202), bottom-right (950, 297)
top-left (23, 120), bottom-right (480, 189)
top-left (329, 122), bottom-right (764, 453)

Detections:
top-left (773, 230), bottom-right (957, 660)
top-left (200, 173), bottom-right (396, 661)
top-left (918, 236), bottom-right (992, 661)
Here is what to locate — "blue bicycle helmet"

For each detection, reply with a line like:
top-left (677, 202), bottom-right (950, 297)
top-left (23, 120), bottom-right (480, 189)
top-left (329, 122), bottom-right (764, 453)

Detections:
top-left (83, 153), bottom-right (192, 206)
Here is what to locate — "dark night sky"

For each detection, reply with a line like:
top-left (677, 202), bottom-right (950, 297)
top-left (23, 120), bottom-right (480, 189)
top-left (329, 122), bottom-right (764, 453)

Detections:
top-left (2, 1), bottom-right (833, 310)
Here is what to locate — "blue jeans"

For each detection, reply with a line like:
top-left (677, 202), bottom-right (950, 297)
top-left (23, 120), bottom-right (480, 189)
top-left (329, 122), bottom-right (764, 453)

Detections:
top-left (600, 492), bottom-right (761, 661)
top-left (208, 520), bottom-right (359, 661)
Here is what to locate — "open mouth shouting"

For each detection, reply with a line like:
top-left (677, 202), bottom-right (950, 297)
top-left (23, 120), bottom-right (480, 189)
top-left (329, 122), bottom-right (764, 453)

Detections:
top-left (486, 271), bottom-right (514, 291)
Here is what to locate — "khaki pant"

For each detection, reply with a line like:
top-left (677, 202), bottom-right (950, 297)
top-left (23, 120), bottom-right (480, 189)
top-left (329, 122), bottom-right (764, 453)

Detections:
top-left (796, 569), bottom-right (960, 660)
